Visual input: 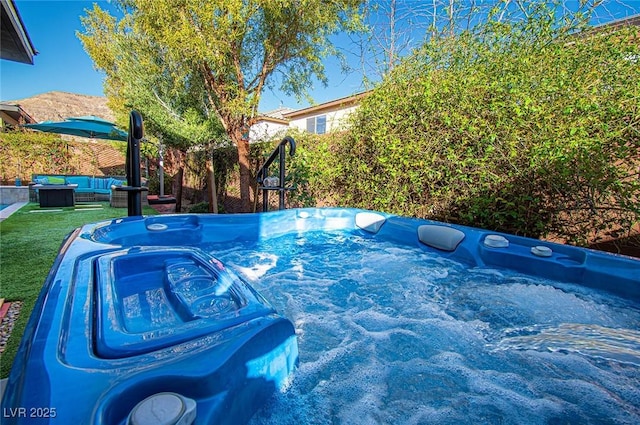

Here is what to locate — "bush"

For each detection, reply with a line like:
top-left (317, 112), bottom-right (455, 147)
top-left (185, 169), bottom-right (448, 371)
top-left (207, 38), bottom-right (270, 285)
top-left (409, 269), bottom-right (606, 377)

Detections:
top-left (333, 10), bottom-right (639, 244)
top-left (283, 129), bottom-right (347, 208)
top-left (0, 131), bottom-right (124, 183)
top-left (187, 202), bottom-right (210, 213)
top-left (0, 132), bottom-right (84, 181)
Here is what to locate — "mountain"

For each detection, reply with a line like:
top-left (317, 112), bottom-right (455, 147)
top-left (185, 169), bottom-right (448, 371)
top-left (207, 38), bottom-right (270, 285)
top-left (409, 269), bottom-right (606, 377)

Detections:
top-left (1, 91), bottom-right (126, 177)
top-left (5, 91), bottom-right (116, 123)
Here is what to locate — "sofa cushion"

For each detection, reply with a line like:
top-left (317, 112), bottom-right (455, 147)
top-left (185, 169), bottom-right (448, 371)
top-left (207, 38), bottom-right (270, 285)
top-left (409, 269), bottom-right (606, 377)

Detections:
top-left (46, 176), bottom-right (66, 185)
top-left (66, 176), bottom-right (92, 188)
top-left (50, 177), bottom-right (64, 184)
top-left (93, 178), bottom-right (112, 190)
top-left (108, 178), bottom-right (125, 188)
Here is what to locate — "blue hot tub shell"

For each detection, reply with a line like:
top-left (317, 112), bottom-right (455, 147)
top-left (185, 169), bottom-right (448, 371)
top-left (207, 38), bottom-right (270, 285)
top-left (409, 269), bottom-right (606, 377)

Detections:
top-left (2, 208), bottom-right (638, 424)
top-left (1, 217), bottom-right (299, 424)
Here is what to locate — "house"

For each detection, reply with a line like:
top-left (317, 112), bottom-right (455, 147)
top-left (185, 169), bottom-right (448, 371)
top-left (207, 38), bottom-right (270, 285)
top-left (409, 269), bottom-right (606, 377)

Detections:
top-left (0, 103), bottom-right (35, 129)
top-left (249, 106), bottom-right (293, 142)
top-left (588, 13), bottom-right (640, 34)
top-left (283, 91), bottom-right (370, 135)
top-left (567, 13), bottom-right (640, 45)
top-left (0, 0), bottom-right (37, 64)
top-left (250, 91), bottom-right (371, 142)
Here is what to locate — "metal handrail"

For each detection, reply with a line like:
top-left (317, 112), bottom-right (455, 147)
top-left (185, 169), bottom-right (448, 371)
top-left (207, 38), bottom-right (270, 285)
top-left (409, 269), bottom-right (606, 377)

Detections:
top-left (256, 136), bottom-right (296, 211)
top-left (117, 110), bottom-right (148, 217)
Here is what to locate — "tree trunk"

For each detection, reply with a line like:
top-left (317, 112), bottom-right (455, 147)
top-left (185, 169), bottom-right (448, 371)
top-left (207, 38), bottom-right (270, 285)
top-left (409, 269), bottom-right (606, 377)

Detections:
top-left (174, 167), bottom-right (184, 212)
top-left (235, 136), bottom-right (252, 212)
top-left (206, 156), bottom-right (218, 213)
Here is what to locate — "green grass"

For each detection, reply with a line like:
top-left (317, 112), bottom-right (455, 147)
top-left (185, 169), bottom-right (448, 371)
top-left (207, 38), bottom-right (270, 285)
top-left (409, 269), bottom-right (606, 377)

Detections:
top-left (0, 202), bottom-right (158, 378)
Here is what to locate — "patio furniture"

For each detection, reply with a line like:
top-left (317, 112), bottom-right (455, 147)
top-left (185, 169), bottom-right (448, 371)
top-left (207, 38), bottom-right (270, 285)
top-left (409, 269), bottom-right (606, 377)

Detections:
top-left (31, 174), bottom-right (126, 203)
top-left (23, 116), bottom-right (128, 141)
top-left (110, 186), bottom-right (148, 208)
top-left (36, 184), bottom-right (77, 207)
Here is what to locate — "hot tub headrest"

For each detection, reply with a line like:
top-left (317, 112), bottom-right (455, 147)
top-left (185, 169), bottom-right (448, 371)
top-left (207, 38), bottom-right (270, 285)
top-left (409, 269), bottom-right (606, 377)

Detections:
top-left (355, 212), bottom-right (387, 234)
top-left (418, 225), bottom-right (466, 252)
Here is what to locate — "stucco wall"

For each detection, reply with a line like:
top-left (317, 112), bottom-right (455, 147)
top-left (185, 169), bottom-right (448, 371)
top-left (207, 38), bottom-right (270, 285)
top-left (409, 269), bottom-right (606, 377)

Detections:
top-left (288, 104), bottom-right (359, 134)
top-left (249, 121), bottom-right (289, 143)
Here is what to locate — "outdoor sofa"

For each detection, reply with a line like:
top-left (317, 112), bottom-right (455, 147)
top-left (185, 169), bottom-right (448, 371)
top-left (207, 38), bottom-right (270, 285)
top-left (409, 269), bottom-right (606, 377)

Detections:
top-left (30, 174), bottom-right (126, 203)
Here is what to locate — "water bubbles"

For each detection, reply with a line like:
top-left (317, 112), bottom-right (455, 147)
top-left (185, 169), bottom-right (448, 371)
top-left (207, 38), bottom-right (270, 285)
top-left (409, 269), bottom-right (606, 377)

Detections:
top-left (231, 252), bottom-right (279, 281)
top-left (211, 231), bottom-right (640, 425)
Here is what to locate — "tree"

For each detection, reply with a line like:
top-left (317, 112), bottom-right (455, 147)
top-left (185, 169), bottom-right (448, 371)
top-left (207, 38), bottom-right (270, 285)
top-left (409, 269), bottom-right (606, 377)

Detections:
top-left (79, 0), bottom-right (363, 212)
top-left (335, 2), bottom-right (640, 245)
top-left (79, 3), bottom-right (227, 212)
top-left (352, 0), bottom-right (638, 83)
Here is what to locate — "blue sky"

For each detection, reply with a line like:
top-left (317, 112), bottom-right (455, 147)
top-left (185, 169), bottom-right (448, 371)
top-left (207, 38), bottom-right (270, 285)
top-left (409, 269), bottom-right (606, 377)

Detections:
top-left (1, 0), bottom-right (638, 115)
top-left (0, 0), bottom-right (368, 113)
top-left (1, 1), bottom-right (111, 102)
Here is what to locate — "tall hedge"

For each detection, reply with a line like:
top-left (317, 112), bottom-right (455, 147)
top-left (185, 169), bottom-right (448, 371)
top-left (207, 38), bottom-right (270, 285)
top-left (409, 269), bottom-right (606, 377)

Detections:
top-left (0, 132), bottom-right (105, 183)
top-left (329, 13), bottom-right (639, 245)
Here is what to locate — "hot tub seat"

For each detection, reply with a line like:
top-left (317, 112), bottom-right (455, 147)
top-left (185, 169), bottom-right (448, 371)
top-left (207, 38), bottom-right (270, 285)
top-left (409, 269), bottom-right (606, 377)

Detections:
top-left (1, 240), bottom-right (298, 425)
top-left (94, 247), bottom-right (277, 358)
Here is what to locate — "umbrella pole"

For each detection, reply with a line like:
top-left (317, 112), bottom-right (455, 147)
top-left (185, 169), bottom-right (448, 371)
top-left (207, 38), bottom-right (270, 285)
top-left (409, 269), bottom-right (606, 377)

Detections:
top-left (159, 141), bottom-right (165, 197)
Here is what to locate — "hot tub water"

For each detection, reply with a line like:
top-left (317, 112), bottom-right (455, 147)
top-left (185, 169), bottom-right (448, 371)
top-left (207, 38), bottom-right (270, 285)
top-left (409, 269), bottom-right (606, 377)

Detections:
top-left (207, 231), bottom-right (640, 425)
top-left (3, 208), bottom-right (638, 425)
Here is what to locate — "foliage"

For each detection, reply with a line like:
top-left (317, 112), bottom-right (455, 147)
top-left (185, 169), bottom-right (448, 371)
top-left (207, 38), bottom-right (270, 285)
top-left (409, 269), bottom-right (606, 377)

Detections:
top-left (275, 129), bottom-right (345, 208)
top-left (0, 131), bottom-right (119, 182)
top-left (330, 6), bottom-right (639, 244)
top-left (187, 202), bottom-right (212, 213)
top-left (79, 4), bottom-right (223, 150)
top-left (352, 0), bottom-right (632, 86)
top-left (79, 0), bottom-right (364, 211)
top-left (186, 201), bottom-right (226, 214)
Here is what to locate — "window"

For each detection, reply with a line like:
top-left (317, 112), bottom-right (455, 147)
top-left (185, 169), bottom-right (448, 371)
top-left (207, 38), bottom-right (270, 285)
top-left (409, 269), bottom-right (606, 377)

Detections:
top-left (316, 115), bottom-right (326, 134)
top-left (305, 115), bottom-right (327, 134)
top-left (306, 117), bottom-right (315, 133)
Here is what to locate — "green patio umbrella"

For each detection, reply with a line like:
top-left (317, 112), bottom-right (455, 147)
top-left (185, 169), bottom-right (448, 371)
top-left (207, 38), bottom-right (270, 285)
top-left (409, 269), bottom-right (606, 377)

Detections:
top-left (23, 115), bottom-right (128, 141)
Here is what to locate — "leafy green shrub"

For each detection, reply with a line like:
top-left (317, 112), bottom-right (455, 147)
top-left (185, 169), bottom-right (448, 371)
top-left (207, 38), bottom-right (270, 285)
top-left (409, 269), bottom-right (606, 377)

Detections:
top-left (0, 132), bottom-right (77, 181)
top-left (284, 129), bottom-right (348, 208)
top-left (187, 202), bottom-right (210, 213)
top-left (0, 131), bottom-right (123, 183)
top-left (333, 10), bottom-right (639, 244)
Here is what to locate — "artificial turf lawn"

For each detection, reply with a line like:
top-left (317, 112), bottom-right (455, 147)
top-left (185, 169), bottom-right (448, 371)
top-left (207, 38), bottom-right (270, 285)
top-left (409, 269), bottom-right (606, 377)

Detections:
top-left (0, 202), bottom-right (158, 378)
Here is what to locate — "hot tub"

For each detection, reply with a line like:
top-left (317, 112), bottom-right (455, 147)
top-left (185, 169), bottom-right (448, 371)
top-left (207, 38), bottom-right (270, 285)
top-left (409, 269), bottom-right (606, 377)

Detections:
top-left (2, 208), bottom-right (639, 424)
top-left (1, 216), bottom-right (299, 425)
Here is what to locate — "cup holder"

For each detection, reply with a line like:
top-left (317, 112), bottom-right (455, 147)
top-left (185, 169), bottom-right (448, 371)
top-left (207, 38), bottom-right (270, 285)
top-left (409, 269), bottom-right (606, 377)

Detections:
top-left (191, 295), bottom-right (236, 317)
top-left (172, 277), bottom-right (218, 302)
top-left (165, 260), bottom-right (242, 318)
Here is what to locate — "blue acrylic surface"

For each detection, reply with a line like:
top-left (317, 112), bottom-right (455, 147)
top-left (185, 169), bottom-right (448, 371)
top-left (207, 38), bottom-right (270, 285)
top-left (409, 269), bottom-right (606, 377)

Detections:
top-left (1, 208), bottom-right (638, 424)
top-left (94, 247), bottom-right (277, 358)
